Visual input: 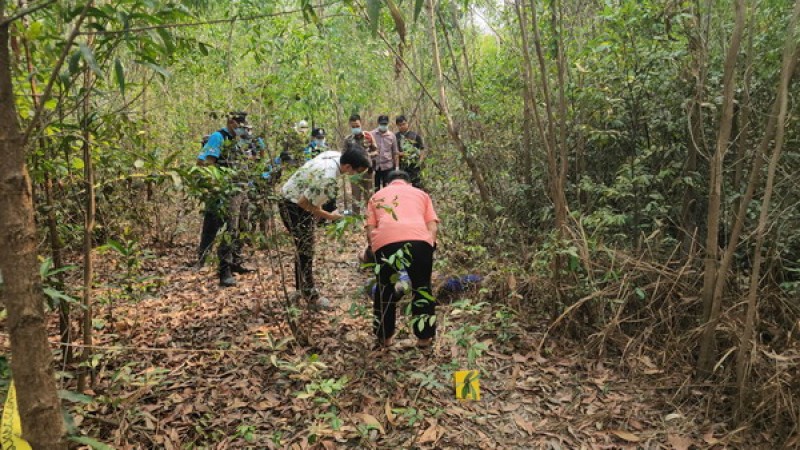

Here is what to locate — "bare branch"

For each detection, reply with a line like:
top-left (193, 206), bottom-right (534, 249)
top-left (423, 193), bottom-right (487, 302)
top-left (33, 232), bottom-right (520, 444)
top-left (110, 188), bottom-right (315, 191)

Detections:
top-left (22, 1), bottom-right (91, 147)
top-left (78, 1), bottom-right (343, 35)
top-left (0, 0), bottom-right (56, 27)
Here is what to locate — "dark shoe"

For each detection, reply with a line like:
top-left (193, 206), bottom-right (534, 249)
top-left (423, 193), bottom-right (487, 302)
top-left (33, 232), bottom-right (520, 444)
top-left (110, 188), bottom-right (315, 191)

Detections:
top-left (230, 264), bottom-right (254, 274)
top-left (219, 276), bottom-right (237, 287)
top-left (219, 268), bottom-right (236, 287)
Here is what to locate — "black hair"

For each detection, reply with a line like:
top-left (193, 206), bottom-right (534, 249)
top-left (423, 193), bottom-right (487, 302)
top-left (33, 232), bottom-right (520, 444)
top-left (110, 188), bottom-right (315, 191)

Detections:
top-left (386, 169), bottom-right (411, 183)
top-left (340, 148), bottom-right (371, 170)
top-left (349, 114), bottom-right (361, 122)
top-left (395, 115), bottom-right (407, 124)
top-left (377, 114), bottom-right (390, 124)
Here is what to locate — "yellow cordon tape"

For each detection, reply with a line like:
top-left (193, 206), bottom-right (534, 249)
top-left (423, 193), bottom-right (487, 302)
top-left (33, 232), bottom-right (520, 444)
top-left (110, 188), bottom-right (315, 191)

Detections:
top-left (1, 381), bottom-right (32, 450)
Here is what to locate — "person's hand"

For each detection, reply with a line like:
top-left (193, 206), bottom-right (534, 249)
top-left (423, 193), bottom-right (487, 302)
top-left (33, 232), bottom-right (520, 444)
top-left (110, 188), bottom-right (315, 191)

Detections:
top-left (328, 211), bottom-right (344, 221)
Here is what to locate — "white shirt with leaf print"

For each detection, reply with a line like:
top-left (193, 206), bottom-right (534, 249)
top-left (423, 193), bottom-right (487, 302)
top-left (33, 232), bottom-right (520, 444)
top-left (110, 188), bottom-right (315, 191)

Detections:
top-left (281, 151), bottom-right (341, 207)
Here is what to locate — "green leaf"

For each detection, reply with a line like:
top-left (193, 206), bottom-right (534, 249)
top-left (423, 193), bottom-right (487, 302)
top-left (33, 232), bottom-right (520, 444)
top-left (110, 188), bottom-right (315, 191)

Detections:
top-left (26, 21), bottom-right (44, 40)
top-left (114, 58), bottom-right (125, 96)
top-left (59, 389), bottom-right (94, 404)
top-left (43, 288), bottom-right (78, 304)
top-left (40, 257), bottom-right (54, 278)
top-left (414, 0), bottom-right (424, 22)
top-left (69, 436), bottom-right (114, 450)
top-left (156, 28), bottom-right (176, 54)
top-left (101, 239), bottom-right (126, 255)
top-left (79, 43), bottom-right (103, 77)
top-left (68, 50), bottom-right (82, 75)
top-left (139, 62), bottom-right (171, 79)
top-left (367, 0), bottom-right (381, 36)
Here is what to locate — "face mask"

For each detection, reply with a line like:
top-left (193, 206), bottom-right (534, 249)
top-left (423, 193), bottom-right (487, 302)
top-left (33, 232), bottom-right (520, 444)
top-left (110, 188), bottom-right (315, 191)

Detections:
top-left (351, 127), bottom-right (362, 135)
top-left (235, 127), bottom-right (246, 137)
top-left (378, 125), bottom-right (388, 132)
top-left (315, 139), bottom-right (326, 147)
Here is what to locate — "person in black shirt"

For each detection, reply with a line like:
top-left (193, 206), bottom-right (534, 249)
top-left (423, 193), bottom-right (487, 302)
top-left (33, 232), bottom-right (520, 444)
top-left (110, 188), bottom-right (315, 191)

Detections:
top-left (395, 115), bottom-right (426, 189)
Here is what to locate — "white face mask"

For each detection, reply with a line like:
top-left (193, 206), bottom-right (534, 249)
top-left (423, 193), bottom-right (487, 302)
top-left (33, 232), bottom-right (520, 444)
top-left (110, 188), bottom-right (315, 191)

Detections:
top-left (235, 127), bottom-right (246, 137)
top-left (315, 139), bottom-right (326, 147)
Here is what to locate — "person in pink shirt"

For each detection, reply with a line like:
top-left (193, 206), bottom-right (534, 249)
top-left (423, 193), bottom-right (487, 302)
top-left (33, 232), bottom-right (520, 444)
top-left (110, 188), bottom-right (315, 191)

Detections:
top-left (365, 170), bottom-right (439, 348)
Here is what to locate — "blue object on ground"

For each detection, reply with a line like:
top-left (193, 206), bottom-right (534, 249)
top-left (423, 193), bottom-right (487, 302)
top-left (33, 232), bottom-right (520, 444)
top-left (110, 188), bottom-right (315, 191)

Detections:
top-left (441, 274), bottom-right (483, 293)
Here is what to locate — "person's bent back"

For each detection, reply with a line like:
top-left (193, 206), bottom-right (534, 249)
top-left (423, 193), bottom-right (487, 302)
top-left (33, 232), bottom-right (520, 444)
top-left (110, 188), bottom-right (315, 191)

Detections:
top-left (365, 170), bottom-right (439, 349)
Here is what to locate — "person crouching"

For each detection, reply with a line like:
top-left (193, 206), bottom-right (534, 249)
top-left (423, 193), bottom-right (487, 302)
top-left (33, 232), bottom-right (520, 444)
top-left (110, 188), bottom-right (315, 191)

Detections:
top-left (365, 170), bottom-right (439, 348)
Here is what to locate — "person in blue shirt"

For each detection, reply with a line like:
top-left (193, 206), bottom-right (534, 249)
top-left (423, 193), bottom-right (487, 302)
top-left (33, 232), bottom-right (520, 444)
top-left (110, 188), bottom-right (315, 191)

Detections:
top-left (303, 128), bottom-right (327, 161)
top-left (196, 115), bottom-right (253, 287)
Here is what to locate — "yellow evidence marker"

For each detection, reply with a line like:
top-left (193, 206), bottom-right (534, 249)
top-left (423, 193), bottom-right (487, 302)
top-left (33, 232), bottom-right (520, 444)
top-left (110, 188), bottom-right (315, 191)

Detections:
top-left (1, 381), bottom-right (32, 450)
top-left (454, 370), bottom-right (481, 401)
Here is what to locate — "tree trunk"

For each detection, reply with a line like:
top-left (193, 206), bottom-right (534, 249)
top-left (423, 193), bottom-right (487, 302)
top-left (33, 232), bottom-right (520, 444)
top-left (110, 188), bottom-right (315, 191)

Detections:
top-left (21, 23), bottom-right (72, 363)
top-left (697, 0), bottom-right (747, 376)
top-left (78, 48), bottom-right (95, 392)
top-left (736, 0), bottom-right (800, 415)
top-left (513, 0), bottom-right (537, 189)
top-left (425, 0), bottom-right (494, 219)
top-left (0, 7), bottom-right (67, 448)
top-left (680, 0), bottom-right (709, 256)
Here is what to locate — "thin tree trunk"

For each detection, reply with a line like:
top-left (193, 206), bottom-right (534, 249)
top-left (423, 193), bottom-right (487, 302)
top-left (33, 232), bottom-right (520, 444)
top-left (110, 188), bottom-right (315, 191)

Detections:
top-left (425, 0), bottom-right (494, 219)
top-left (78, 37), bottom-right (95, 391)
top-left (680, 0), bottom-right (709, 256)
top-left (0, 5), bottom-right (67, 448)
top-left (528, 0), bottom-right (568, 236)
top-left (736, 0), bottom-right (800, 415)
top-left (697, 0), bottom-right (747, 376)
top-left (513, 0), bottom-right (542, 191)
top-left (20, 22), bottom-right (72, 363)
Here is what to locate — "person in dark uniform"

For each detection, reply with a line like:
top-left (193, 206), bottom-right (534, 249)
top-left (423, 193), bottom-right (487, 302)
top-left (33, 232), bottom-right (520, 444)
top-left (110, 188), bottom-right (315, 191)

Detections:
top-left (395, 115), bottom-right (426, 189)
top-left (196, 114), bottom-right (253, 287)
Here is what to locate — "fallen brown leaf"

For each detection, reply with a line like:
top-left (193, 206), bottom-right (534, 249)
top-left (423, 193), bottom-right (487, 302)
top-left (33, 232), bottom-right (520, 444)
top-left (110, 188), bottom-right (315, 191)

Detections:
top-left (356, 413), bottom-right (385, 434)
top-left (418, 423), bottom-right (442, 444)
top-left (513, 413), bottom-right (536, 435)
top-left (610, 429), bottom-right (641, 442)
top-left (667, 433), bottom-right (692, 450)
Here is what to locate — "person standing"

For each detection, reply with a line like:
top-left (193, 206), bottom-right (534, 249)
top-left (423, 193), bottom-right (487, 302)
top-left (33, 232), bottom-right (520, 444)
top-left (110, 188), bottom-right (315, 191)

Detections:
top-left (304, 128), bottom-right (336, 215)
top-left (280, 149), bottom-right (371, 309)
top-left (395, 115), bottom-right (426, 189)
top-left (371, 115), bottom-right (399, 191)
top-left (196, 114), bottom-right (252, 287)
top-left (343, 114), bottom-right (376, 214)
top-left (366, 170), bottom-right (439, 348)
top-left (304, 127), bottom-right (328, 161)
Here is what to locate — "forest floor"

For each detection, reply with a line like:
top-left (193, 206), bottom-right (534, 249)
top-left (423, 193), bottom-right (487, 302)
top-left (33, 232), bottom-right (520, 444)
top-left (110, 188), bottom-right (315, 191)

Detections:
top-left (4, 226), bottom-right (755, 449)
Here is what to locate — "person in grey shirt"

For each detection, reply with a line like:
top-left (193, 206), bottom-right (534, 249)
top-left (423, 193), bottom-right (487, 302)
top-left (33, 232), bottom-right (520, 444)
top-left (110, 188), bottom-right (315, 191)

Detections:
top-left (370, 114), bottom-right (399, 191)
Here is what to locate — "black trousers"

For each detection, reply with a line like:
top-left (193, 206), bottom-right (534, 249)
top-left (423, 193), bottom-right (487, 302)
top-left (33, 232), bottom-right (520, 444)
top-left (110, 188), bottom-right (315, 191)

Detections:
top-left (322, 198), bottom-right (336, 213)
top-left (374, 240), bottom-right (436, 340)
top-left (374, 169), bottom-right (392, 192)
top-left (197, 202), bottom-right (241, 275)
top-left (279, 200), bottom-right (316, 295)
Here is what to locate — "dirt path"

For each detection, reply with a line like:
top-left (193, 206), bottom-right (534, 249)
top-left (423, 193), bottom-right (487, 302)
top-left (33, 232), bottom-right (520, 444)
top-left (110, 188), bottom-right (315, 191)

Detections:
top-left (71, 228), bottom-right (716, 449)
